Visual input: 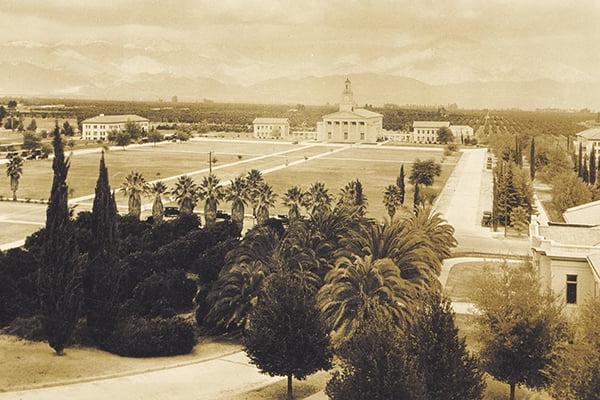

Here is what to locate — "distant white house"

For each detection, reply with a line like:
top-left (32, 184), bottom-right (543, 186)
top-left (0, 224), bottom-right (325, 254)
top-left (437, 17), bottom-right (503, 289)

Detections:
top-left (449, 125), bottom-right (474, 141)
top-left (530, 216), bottom-right (600, 312)
top-left (412, 121), bottom-right (450, 143)
top-left (575, 127), bottom-right (600, 158)
top-left (82, 114), bottom-right (149, 141)
top-left (563, 200), bottom-right (600, 226)
top-left (252, 118), bottom-right (290, 139)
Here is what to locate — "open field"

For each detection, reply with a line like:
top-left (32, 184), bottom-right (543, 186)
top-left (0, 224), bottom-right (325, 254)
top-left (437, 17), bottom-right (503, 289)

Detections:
top-left (445, 262), bottom-right (504, 302)
top-left (0, 140), bottom-right (457, 227)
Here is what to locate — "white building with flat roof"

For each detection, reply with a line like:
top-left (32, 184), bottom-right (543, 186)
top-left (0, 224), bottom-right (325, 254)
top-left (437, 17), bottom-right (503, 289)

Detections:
top-left (563, 200), bottom-right (600, 226)
top-left (449, 125), bottom-right (474, 141)
top-left (530, 217), bottom-right (600, 312)
top-left (82, 114), bottom-right (149, 141)
top-left (575, 128), bottom-right (600, 158)
top-left (412, 121), bottom-right (450, 143)
top-left (316, 79), bottom-right (383, 143)
top-left (252, 118), bottom-right (290, 139)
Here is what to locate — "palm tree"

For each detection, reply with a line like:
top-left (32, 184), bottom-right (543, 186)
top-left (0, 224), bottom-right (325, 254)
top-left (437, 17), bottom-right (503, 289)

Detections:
top-left (337, 179), bottom-right (368, 214)
top-left (120, 170), bottom-right (149, 219)
top-left (382, 184), bottom-right (403, 219)
top-left (225, 175), bottom-right (247, 232)
top-left (150, 181), bottom-right (167, 224)
top-left (245, 169), bottom-right (264, 218)
top-left (198, 174), bottom-right (225, 227)
top-left (282, 186), bottom-right (306, 222)
top-left (171, 175), bottom-right (199, 215)
top-left (256, 182), bottom-right (277, 225)
top-left (6, 155), bottom-right (23, 201)
top-left (305, 182), bottom-right (332, 216)
top-left (317, 255), bottom-right (415, 345)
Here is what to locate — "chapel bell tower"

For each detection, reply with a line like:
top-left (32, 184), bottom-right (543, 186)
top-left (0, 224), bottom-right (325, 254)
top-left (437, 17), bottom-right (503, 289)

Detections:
top-left (339, 78), bottom-right (355, 112)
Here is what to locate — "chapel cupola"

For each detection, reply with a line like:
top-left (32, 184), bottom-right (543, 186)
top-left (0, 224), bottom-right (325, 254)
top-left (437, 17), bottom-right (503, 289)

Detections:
top-left (340, 78), bottom-right (355, 112)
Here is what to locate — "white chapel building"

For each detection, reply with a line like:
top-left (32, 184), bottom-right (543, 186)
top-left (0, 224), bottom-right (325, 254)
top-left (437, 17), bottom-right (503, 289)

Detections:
top-left (316, 79), bottom-right (383, 143)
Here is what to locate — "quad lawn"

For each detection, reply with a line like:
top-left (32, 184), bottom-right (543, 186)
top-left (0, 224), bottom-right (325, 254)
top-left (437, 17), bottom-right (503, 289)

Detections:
top-left (444, 261), bottom-right (505, 303)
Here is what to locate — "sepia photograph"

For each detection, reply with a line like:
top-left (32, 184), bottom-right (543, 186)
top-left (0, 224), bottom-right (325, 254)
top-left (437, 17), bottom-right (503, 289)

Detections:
top-left (0, 1), bottom-right (599, 399)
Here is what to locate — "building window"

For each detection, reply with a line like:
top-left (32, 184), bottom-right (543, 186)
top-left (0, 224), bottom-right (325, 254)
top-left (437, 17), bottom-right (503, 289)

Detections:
top-left (359, 121), bottom-right (365, 125)
top-left (343, 121), bottom-right (348, 125)
top-left (344, 132), bottom-right (348, 140)
top-left (360, 133), bottom-right (365, 140)
top-left (328, 132), bottom-right (332, 139)
top-left (566, 274), bottom-right (577, 304)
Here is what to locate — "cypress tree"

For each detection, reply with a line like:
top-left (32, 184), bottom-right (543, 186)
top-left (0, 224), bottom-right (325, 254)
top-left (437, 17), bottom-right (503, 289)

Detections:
top-left (583, 157), bottom-right (589, 183)
top-left (37, 127), bottom-right (84, 355)
top-left (492, 172), bottom-right (499, 232)
top-left (85, 151), bottom-right (121, 341)
top-left (578, 143), bottom-right (583, 177)
top-left (589, 147), bottom-right (596, 185)
top-left (529, 138), bottom-right (536, 179)
top-left (413, 183), bottom-right (421, 212)
top-left (397, 165), bottom-right (405, 204)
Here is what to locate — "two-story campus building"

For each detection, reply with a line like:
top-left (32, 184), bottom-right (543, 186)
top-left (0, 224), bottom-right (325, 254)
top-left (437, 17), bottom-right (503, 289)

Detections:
top-left (82, 114), bottom-right (149, 141)
top-left (252, 118), bottom-right (290, 139)
top-left (316, 79), bottom-right (383, 143)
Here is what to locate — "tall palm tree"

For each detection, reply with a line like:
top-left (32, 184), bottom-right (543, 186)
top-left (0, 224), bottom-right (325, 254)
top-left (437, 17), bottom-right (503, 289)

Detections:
top-left (120, 170), bottom-right (149, 219)
top-left (382, 184), bottom-right (403, 219)
top-left (317, 255), bottom-right (415, 345)
top-left (305, 181), bottom-right (332, 216)
top-left (198, 174), bottom-right (224, 227)
top-left (245, 169), bottom-right (264, 218)
top-left (282, 185), bottom-right (306, 222)
top-left (6, 155), bottom-right (23, 201)
top-left (171, 175), bottom-right (199, 215)
top-left (225, 175), bottom-right (247, 232)
top-left (150, 181), bottom-right (167, 224)
top-left (256, 182), bottom-right (277, 225)
top-left (337, 179), bottom-right (368, 214)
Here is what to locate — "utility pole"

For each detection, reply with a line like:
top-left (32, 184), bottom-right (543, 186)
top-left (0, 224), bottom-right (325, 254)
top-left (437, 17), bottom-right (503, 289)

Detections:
top-left (209, 151), bottom-right (212, 174)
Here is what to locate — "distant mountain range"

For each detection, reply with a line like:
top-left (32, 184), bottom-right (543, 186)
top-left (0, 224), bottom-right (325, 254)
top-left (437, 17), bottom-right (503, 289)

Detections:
top-left (2, 62), bottom-right (599, 110)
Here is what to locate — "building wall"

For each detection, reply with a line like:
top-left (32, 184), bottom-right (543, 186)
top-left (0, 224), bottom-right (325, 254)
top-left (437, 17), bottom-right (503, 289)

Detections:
top-left (318, 117), bottom-right (381, 143)
top-left (413, 127), bottom-right (440, 143)
top-left (82, 121), bottom-right (149, 141)
top-left (577, 136), bottom-right (600, 156)
top-left (253, 123), bottom-right (290, 139)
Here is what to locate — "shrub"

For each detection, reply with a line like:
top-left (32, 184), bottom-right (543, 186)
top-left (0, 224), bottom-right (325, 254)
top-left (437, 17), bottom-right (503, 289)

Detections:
top-left (3, 316), bottom-right (46, 341)
top-left (106, 316), bottom-right (195, 357)
top-left (130, 269), bottom-right (196, 316)
top-left (192, 238), bottom-right (239, 284)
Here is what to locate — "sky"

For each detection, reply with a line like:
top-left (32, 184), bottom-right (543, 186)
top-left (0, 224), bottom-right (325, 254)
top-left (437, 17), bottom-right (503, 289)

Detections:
top-left (1, 0), bottom-right (599, 86)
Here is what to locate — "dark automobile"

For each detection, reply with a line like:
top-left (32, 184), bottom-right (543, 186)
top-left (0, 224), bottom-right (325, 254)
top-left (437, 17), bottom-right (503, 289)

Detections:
top-left (481, 211), bottom-right (493, 227)
top-left (216, 210), bottom-right (231, 220)
top-left (164, 206), bottom-right (180, 217)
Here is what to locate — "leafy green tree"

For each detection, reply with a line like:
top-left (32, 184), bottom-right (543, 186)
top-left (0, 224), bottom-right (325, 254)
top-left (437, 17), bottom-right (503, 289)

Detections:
top-left (225, 175), bottom-right (247, 232)
top-left (198, 174), bottom-right (224, 227)
top-left (27, 118), bottom-right (37, 132)
top-left (409, 159), bottom-right (441, 186)
top-left (552, 172), bottom-right (593, 213)
top-left (283, 185), bottom-right (306, 222)
top-left (382, 184), bottom-right (403, 219)
top-left (176, 130), bottom-right (190, 141)
top-left (473, 262), bottom-right (567, 400)
top-left (317, 255), bottom-right (413, 346)
top-left (22, 131), bottom-right (41, 150)
top-left (124, 120), bottom-right (142, 140)
top-left (120, 171), bottom-right (149, 219)
top-left (256, 182), bottom-right (277, 225)
top-left (337, 179), bottom-right (367, 214)
top-left (114, 131), bottom-right (131, 148)
top-left (150, 181), bottom-right (167, 224)
top-left (413, 182), bottom-right (421, 210)
top-left (305, 181), bottom-right (332, 215)
top-left (6, 155), bottom-right (23, 201)
top-left (245, 272), bottom-right (332, 400)
top-left (172, 175), bottom-right (199, 215)
top-left (85, 152), bottom-right (121, 341)
top-left (61, 121), bottom-right (74, 136)
top-left (406, 293), bottom-right (485, 400)
top-left (529, 138), bottom-right (535, 179)
top-left (326, 303), bottom-right (427, 400)
top-left (396, 164), bottom-right (405, 204)
top-left (582, 157), bottom-right (589, 183)
top-left (37, 128), bottom-right (85, 355)
top-left (3, 116), bottom-right (17, 130)
top-left (549, 297), bottom-right (600, 400)
top-left (148, 130), bottom-right (164, 146)
top-left (510, 206), bottom-right (529, 236)
top-left (437, 126), bottom-right (454, 144)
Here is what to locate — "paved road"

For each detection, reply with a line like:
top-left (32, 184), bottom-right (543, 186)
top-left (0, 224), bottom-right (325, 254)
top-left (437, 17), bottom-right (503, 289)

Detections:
top-left (0, 352), bottom-right (280, 400)
top-left (435, 148), bottom-right (529, 256)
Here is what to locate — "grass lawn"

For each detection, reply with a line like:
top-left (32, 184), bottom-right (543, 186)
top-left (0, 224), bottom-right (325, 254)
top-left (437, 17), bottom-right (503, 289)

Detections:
top-left (445, 261), bottom-right (505, 302)
top-left (231, 370), bottom-right (330, 400)
top-left (0, 334), bottom-right (241, 392)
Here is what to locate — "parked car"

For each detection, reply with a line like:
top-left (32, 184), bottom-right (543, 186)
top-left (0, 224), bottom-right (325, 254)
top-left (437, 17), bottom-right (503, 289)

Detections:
top-left (481, 211), bottom-right (493, 227)
top-left (216, 210), bottom-right (231, 220)
top-left (164, 206), bottom-right (180, 217)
